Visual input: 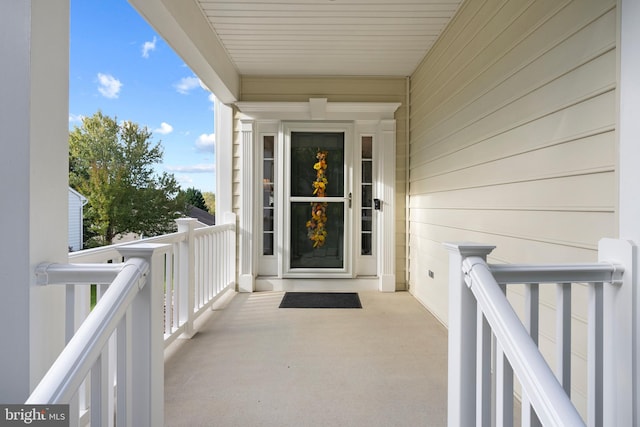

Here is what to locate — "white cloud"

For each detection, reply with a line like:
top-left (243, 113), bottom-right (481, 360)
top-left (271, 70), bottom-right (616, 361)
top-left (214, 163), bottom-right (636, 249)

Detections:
top-left (142, 36), bottom-right (157, 58)
top-left (174, 76), bottom-right (202, 94)
top-left (175, 175), bottom-right (194, 186)
top-left (154, 122), bottom-right (173, 135)
top-left (195, 133), bottom-right (215, 152)
top-left (97, 73), bottom-right (122, 99)
top-left (165, 164), bottom-right (215, 173)
top-left (69, 113), bottom-right (85, 124)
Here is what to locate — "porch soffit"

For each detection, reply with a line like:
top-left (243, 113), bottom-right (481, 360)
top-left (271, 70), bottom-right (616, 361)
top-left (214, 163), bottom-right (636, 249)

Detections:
top-left (129, 0), bottom-right (463, 103)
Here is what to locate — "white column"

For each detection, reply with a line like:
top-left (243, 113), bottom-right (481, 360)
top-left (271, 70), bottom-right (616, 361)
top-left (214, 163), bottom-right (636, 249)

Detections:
top-left (0, 0), bottom-right (69, 401)
top-left (214, 97), bottom-right (234, 217)
top-left (238, 120), bottom-right (255, 292)
top-left (618, 1), bottom-right (640, 423)
top-left (377, 119), bottom-right (396, 291)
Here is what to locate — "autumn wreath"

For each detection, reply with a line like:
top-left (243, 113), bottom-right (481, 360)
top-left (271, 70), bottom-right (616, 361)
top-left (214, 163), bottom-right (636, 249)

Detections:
top-left (306, 150), bottom-right (328, 248)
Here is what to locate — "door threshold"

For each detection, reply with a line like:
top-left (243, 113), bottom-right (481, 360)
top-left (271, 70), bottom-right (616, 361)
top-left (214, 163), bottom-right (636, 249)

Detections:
top-left (255, 277), bottom-right (379, 292)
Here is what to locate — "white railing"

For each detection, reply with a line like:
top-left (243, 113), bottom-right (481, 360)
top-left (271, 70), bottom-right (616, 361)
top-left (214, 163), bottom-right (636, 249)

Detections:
top-left (28, 245), bottom-right (166, 427)
top-left (27, 214), bottom-right (237, 426)
top-left (67, 213), bottom-right (236, 346)
top-left (445, 239), bottom-right (635, 427)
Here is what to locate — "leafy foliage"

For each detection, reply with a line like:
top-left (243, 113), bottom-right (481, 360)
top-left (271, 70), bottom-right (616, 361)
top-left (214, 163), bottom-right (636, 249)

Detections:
top-left (202, 192), bottom-right (216, 215)
top-left (69, 111), bottom-right (186, 247)
top-left (183, 187), bottom-right (207, 211)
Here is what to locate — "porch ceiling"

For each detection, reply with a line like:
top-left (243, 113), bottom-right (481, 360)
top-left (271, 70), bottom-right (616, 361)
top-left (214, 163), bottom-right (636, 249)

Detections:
top-left (196, 0), bottom-right (463, 76)
top-left (129, 0), bottom-right (463, 102)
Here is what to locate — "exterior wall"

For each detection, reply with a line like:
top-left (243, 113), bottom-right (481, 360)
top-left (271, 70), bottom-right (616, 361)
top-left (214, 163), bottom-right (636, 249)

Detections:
top-left (409, 0), bottom-right (617, 415)
top-left (237, 76), bottom-right (408, 289)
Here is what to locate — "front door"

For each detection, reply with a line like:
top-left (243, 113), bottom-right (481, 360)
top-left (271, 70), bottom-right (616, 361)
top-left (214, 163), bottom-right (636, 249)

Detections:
top-left (284, 124), bottom-right (353, 277)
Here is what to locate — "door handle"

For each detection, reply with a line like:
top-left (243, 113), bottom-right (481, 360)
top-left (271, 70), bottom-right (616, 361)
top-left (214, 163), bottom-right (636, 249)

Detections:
top-left (348, 192), bottom-right (352, 208)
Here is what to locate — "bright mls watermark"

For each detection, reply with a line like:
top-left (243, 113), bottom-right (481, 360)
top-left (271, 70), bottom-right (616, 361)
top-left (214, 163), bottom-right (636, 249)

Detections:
top-left (0, 405), bottom-right (68, 426)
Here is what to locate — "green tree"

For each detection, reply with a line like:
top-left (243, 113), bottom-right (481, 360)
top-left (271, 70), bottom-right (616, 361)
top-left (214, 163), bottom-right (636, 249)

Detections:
top-left (69, 111), bottom-right (186, 247)
top-left (203, 191), bottom-right (216, 215)
top-left (184, 187), bottom-right (207, 211)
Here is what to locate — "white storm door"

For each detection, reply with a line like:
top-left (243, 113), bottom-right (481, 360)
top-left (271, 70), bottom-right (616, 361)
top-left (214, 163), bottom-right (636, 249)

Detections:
top-left (283, 124), bottom-right (353, 278)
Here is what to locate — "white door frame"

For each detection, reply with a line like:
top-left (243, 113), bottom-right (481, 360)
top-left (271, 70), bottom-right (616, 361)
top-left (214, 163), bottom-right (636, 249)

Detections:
top-left (235, 98), bottom-right (400, 292)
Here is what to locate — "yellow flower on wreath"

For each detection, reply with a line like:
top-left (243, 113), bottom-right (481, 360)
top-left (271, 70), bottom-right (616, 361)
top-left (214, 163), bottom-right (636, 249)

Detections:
top-left (307, 150), bottom-right (329, 248)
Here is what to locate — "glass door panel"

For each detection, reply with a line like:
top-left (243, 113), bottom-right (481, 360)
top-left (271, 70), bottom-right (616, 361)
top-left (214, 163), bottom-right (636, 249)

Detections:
top-left (289, 131), bottom-right (346, 271)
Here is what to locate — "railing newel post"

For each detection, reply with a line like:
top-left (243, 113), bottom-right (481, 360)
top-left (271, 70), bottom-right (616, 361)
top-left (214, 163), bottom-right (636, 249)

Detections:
top-left (223, 212), bottom-right (237, 289)
top-left (444, 242), bottom-right (495, 427)
top-left (118, 243), bottom-right (169, 427)
top-left (176, 218), bottom-right (198, 339)
top-left (598, 238), bottom-right (636, 426)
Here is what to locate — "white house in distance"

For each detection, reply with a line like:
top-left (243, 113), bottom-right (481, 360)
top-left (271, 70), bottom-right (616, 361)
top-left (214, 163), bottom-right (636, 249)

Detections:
top-left (2, 0), bottom-right (640, 424)
top-left (68, 187), bottom-right (87, 252)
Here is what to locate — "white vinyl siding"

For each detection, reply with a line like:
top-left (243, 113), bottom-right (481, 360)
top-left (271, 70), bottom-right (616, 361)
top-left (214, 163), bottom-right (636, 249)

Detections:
top-left (235, 76), bottom-right (408, 289)
top-left (409, 0), bottom-right (617, 417)
top-left (68, 188), bottom-right (86, 252)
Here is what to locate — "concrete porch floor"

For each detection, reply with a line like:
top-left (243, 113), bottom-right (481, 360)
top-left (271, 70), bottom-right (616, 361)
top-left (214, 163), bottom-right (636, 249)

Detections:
top-left (164, 290), bottom-right (448, 427)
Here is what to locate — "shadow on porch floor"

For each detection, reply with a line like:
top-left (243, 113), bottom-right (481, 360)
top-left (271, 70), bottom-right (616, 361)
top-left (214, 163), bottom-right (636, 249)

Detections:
top-left (164, 290), bottom-right (448, 427)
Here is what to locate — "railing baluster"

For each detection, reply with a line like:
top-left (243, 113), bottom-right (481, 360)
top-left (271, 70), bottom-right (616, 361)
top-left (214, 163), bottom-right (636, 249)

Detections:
top-left (214, 232), bottom-right (220, 295)
top-left (556, 283), bottom-right (571, 395)
top-left (107, 334), bottom-right (116, 427)
top-left (206, 234), bottom-right (212, 301)
top-left (588, 282), bottom-right (604, 427)
top-left (496, 343), bottom-right (514, 427)
top-left (476, 307), bottom-right (491, 427)
top-left (195, 237), bottom-right (202, 308)
top-left (117, 308), bottom-right (133, 426)
top-left (165, 251), bottom-right (173, 336)
top-left (172, 244), bottom-right (180, 333)
top-left (65, 285), bottom-right (76, 343)
top-left (496, 283), bottom-right (514, 427)
top-left (90, 351), bottom-right (108, 427)
top-left (522, 283), bottom-right (542, 427)
top-left (525, 283), bottom-right (539, 345)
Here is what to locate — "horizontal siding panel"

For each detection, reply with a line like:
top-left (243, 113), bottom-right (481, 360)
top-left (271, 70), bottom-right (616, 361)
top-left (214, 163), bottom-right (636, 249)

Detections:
top-left (412, 0), bottom-right (569, 114)
top-left (410, 90), bottom-right (615, 171)
top-left (412, 132), bottom-right (615, 193)
top-left (410, 208), bottom-right (614, 249)
top-left (412, 48), bottom-right (616, 154)
top-left (410, 172), bottom-right (616, 212)
top-left (412, 0), bottom-right (507, 87)
top-left (410, 222), bottom-right (599, 264)
top-left (411, 0), bottom-right (614, 124)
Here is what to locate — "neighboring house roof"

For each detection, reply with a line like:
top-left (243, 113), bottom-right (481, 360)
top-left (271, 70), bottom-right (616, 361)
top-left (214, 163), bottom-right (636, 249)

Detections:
top-left (186, 205), bottom-right (216, 226)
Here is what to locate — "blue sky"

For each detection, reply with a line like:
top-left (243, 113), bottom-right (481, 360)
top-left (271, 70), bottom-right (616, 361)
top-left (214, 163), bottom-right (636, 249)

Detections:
top-left (69, 0), bottom-right (216, 193)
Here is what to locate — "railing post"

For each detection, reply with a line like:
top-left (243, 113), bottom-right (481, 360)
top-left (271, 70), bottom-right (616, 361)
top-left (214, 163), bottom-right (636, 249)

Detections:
top-left (223, 212), bottom-right (237, 288)
top-left (598, 238), bottom-right (636, 426)
top-left (444, 243), bottom-right (495, 427)
top-left (176, 218), bottom-right (198, 338)
top-left (118, 243), bottom-right (168, 427)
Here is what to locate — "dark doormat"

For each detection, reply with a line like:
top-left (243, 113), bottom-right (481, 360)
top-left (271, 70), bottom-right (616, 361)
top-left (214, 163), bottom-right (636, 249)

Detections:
top-left (279, 292), bottom-right (362, 309)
